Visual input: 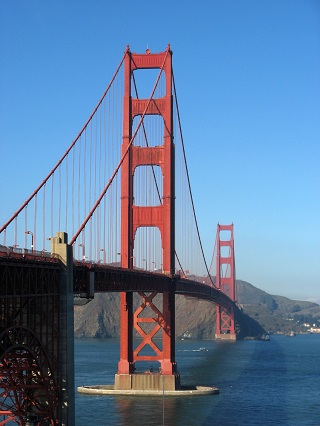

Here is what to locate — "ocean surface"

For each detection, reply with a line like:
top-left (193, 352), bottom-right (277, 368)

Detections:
top-left (75, 334), bottom-right (320, 425)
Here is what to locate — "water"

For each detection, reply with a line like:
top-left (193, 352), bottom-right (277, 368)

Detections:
top-left (75, 335), bottom-right (320, 425)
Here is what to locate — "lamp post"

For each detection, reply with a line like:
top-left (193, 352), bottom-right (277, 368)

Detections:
top-left (100, 248), bottom-right (106, 264)
top-left (25, 231), bottom-right (34, 252)
top-left (78, 243), bottom-right (85, 262)
top-left (152, 261), bottom-right (157, 271)
top-left (143, 258), bottom-right (147, 271)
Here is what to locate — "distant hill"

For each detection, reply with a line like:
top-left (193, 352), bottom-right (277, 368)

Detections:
top-left (236, 280), bottom-right (320, 334)
top-left (74, 279), bottom-right (320, 339)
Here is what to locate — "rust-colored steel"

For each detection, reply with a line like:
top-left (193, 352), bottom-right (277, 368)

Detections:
top-left (0, 256), bottom-right (61, 424)
top-left (73, 262), bottom-right (236, 310)
top-left (0, 253), bottom-right (67, 425)
top-left (118, 45), bottom-right (177, 375)
top-left (215, 224), bottom-right (236, 336)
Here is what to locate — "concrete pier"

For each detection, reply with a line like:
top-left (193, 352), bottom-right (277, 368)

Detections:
top-left (114, 373), bottom-right (180, 391)
top-left (78, 383), bottom-right (219, 397)
top-left (50, 232), bottom-right (75, 426)
top-left (215, 333), bottom-right (237, 341)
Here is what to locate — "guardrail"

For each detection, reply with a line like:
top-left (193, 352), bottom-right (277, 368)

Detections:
top-left (0, 246), bottom-right (60, 263)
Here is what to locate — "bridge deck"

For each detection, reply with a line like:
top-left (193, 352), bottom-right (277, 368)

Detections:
top-left (0, 252), bottom-right (235, 310)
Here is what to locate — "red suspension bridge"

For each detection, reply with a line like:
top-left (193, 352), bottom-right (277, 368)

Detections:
top-left (0, 46), bottom-right (240, 425)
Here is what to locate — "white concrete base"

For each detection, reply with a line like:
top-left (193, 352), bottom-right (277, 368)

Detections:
top-left (77, 384), bottom-right (219, 396)
top-left (215, 333), bottom-right (237, 341)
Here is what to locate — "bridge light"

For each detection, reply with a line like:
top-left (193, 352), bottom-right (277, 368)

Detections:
top-left (25, 230), bottom-right (34, 252)
top-left (78, 243), bottom-right (85, 262)
top-left (100, 248), bottom-right (106, 264)
top-left (143, 258), bottom-right (147, 271)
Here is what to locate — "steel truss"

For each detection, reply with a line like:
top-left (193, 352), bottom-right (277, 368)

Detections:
top-left (0, 256), bottom-right (62, 425)
top-left (118, 46), bottom-right (177, 378)
top-left (215, 224), bottom-right (236, 336)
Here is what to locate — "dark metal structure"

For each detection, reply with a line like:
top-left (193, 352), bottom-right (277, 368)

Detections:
top-left (0, 246), bottom-right (238, 424)
top-left (0, 249), bottom-right (73, 425)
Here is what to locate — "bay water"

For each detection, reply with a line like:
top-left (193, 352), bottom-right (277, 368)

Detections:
top-left (75, 334), bottom-right (320, 425)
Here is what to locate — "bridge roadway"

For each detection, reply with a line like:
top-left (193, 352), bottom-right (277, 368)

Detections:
top-left (0, 248), bottom-right (235, 310)
top-left (74, 261), bottom-right (235, 310)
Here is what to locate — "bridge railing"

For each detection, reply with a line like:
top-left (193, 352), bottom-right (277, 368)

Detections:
top-left (72, 262), bottom-right (235, 311)
top-left (0, 246), bottom-right (60, 263)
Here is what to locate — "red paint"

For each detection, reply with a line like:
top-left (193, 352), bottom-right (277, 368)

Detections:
top-left (118, 46), bottom-right (177, 375)
top-left (215, 224), bottom-right (236, 335)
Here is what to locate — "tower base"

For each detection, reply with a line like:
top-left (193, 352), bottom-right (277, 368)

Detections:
top-left (114, 373), bottom-right (180, 391)
top-left (215, 333), bottom-right (237, 341)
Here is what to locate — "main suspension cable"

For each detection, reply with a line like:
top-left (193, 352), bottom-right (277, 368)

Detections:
top-left (70, 47), bottom-right (171, 245)
top-left (0, 47), bottom-right (129, 234)
top-left (172, 72), bottom-right (216, 287)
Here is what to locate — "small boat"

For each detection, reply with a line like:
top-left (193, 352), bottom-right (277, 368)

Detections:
top-left (260, 334), bottom-right (270, 341)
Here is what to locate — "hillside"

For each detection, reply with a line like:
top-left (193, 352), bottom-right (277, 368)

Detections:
top-left (237, 280), bottom-right (320, 334)
top-left (74, 280), bottom-right (320, 339)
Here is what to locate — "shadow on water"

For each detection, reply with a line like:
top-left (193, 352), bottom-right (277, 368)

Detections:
top-left (201, 338), bottom-right (288, 426)
top-left (75, 335), bottom-right (320, 426)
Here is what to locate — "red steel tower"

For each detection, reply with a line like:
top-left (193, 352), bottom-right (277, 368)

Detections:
top-left (115, 46), bottom-right (179, 391)
top-left (215, 224), bottom-right (236, 340)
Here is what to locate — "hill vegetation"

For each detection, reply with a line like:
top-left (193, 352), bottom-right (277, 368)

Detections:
top-left (74, 279), bottom-right (320, 339)
top-left (237, 280), bottom-right (320, 334)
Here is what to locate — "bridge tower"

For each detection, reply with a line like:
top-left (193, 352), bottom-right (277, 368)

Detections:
top-left (115, 46), bottom-right (179, 390)
top-left (215, 224), bottom-right (237, 340)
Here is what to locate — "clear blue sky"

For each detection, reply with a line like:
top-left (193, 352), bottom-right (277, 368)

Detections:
top-left (1, 1), bottom-right (319, 302)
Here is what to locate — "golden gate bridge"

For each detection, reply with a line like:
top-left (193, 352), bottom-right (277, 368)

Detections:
top-left (0, 45), bottom-right (240, 425)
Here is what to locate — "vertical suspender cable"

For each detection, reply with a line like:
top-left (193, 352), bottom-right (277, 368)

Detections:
top-left (72, 147), bottom-right (75, 237)
top-left (0, 49), bottom-right (128, 236)
top-left (51, 176), bottom-right (54, 238)
top-left (34, 194), bottom-right (37, 250)
top-left (89, 121), bottom-right (92, 220)
top-left (93, 112), bottom-right (97, 210)
top-left (172, 73), bottom-right (215, 286)
top-left (65, 154), bottom-right (68, 231)
top-left (58, 165), bottom-right (61, 232)
top-left (103, 95), bottom-right (107, 258)
top-left (24, 205), bottom-right (27, 248)
top-left (14, 217), bottom-right (17, 248)
top-left (43, 183), bottom-right (46, 249)
top-left (84, 130), bottom-right (87, 223)
top-left (78, 139), bottom-right (81, 240)
top-left (70, 47), bottom-right (170, 246)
